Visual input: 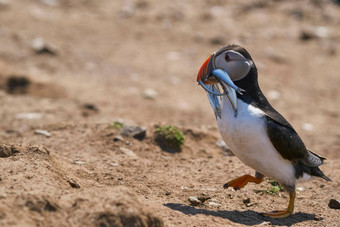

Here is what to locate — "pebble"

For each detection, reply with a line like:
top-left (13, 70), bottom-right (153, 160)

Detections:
top-left (68, 179), bottom-right (80, 188)
top-left (302, 123), bottom-right (314, 131)
top-left (314, 214), bottom-right (323, 221)
top-left (242, 198), bottom-right (255, 207)
top-left (81, 103), bottom-right (99, 112)
top-left (73, 160), bottom-right (87, 165)
top-left (32, 37), bottom-right (57, 55)
top-left (113, 135), bottom-right (124, 142)
top-left (120, 125), bottom-right (146, 140)
top-left (197, 195), bottom-right (211, 203)
top-left (16, 112), bottom-right (43, 120)
top-left (328, 199), bottom-right (340, 209)
top-left (296, 186), bottom-right (305, 191)
top-left (300, 26), bottom-right (329, 41)
top-left (208, 202), bottom-right (221, 207)
top-left (188, 196), bottom-right (202, 206)
top-left (143, 88), bottom-right (158, 99)
top-left (120, 147), bottom-right (138, 159)
top-left (109, 162), bottom-right (119, 167)
top-left (34, 129), bottom-right (51, 138)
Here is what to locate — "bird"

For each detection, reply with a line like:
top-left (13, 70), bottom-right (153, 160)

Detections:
top-left (196, 44), bottom-right (331, 218)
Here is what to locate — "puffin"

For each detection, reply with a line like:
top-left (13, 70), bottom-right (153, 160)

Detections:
top-left (196, 44), bottom-right (331, 218)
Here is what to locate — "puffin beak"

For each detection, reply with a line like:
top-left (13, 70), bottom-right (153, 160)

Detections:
top-left (197, 56), bottom-right (244, 117)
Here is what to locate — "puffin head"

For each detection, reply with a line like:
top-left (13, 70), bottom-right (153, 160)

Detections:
top-left (196, 44), bottom-right (255, 118)
top-left (197, 44), bottom-right (254, 85)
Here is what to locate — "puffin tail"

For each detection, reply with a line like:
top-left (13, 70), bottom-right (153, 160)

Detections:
top-left (297, 149), bottom-right (331, 181)
top-left (310, 167), bottom-right (332, 182)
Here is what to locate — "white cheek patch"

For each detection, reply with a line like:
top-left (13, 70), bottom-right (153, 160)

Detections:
top-left (214, 52), bottom-right (253, 81)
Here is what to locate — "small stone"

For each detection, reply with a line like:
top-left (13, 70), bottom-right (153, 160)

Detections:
top-left (68, 179), bottom-right (80, 188)
top-left (119, 147), bottom-right (138, 159)
top-left (302, 123), bottom-right (314, 131)
top-left (165, 191), bottom-right (171, 196)
top-left (32, 37), bottom-right (57, 55)
top-left (0, 177), bottom-right (2, 181)
top-left (197, 195), bottom-right (211, 203)
top-left (242, 198), bottom-right (255, 207)
top-left (296, 186), bottom-right (305, 191)
top-left (314, 214), bottom-right (323, 221)
top-left (34, 129), bottom-right (51, 138)
top-left (109, 162), bottom-right (119, 167)
top-left (208, 202), bottom-right (221, 207)
top-left (113, 135), bottom-right (124, 142)
top-left (16, 112), bottom-right (42, 120)
top-left (120, 125), bottom-right (146, 140)
top-left (118, 177), bottom-right (123, 180)
top-left (143, 89), bottom-right (158, 99)
top-left (188, 196), bottom-right (202, 206)
top-left (81, 103), bottom-right (99, 112)
top-left (328, 199), bottom-right (340, 209)
top-left (299, 26), bottom-right (329, 41)
top-left (73, 160), bottom-right (87, 165)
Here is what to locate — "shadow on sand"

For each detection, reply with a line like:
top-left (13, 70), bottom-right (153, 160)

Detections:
top-left (164, 203), bottom-right (317, 226)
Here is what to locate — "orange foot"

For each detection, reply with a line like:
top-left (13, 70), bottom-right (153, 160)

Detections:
top-left (223, 174), bottom-right (264, 191)
top-left (262, 210), bottom-right (292, 219)
top-left (262, 191), bottom-right (296, 219)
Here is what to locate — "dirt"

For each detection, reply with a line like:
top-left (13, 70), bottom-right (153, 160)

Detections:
top-left (0, 0), bottom-right (339, 226)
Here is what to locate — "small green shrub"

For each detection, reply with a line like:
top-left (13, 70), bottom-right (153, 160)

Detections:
top-left (154, 125), bottom-right (185, 152)
top-left (111, 121), bottom-right (124, 129)
top-left (266, 181), bottom-right (284, 194)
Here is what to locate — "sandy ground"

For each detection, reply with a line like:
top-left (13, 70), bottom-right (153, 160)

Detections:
top-left (0, 0), bottom-right (339, 226)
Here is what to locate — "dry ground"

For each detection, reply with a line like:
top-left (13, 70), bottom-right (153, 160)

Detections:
top-left (0, 0), bottom-right (339, 226)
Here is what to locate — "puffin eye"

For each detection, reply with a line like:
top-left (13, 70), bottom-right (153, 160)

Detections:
top-left (225, 53), bottom-right (231, 62)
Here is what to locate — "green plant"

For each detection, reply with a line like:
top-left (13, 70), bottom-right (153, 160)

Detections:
top-left (154, 125), bottom-right (185, 152)
top-left (266, 181), bottom-right (284, 194)
top-left (111, 121), bottom-right (124, 129)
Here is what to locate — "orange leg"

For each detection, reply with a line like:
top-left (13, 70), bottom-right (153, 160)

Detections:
top-left (262, 191), bottom-right (295, 219)
top-left (223, 174), bottom-right (264, 191)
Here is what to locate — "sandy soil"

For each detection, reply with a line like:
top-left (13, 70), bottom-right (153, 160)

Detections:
top-left (0, 0), bottom-right (339, 226)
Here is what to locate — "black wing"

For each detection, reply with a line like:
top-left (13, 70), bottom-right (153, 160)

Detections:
top-left (265, 116), bottom-right (308, 161)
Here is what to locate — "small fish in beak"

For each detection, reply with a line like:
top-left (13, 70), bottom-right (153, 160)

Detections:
top-left (197, 56), bottom-right (244, 117)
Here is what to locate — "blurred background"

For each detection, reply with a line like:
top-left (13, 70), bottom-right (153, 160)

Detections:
top-left (0, 0), bottom-right (339, 226)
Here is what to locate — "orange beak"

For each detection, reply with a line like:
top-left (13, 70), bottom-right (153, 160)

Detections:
top-left (197, 56), bottom-right (213, 84)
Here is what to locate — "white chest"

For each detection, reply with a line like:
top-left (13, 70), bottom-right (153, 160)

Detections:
top-left (216, 98), bottom-right (295, 186)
